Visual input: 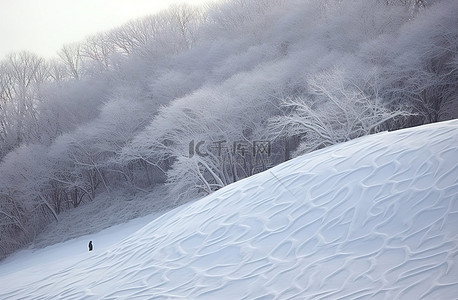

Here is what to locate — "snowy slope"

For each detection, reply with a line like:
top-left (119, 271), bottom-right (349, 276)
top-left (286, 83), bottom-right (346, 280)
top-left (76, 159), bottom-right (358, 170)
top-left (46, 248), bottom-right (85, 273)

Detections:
top-left (1, 120), bottom-right (457, 299)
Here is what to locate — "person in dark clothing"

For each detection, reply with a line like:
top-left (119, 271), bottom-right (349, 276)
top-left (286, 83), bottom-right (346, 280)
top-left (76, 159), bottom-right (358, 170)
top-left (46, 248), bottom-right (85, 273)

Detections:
top-left (88, 241), bottom-right (93, 251)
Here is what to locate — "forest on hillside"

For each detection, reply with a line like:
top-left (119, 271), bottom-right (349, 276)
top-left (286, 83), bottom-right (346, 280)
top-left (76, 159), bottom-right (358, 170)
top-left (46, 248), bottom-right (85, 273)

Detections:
top-left (1, 0), bottom-right (457, 259)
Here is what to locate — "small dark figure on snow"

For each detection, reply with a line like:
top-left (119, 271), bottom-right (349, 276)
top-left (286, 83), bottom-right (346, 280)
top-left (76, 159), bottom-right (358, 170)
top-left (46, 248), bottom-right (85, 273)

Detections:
top-left (88, 241), bottom-right (93, 251)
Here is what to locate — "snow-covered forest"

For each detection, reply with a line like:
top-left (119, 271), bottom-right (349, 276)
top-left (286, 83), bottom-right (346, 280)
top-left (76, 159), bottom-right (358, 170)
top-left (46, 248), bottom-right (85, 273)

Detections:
top-left (0, 0), bottom-right (457, 259)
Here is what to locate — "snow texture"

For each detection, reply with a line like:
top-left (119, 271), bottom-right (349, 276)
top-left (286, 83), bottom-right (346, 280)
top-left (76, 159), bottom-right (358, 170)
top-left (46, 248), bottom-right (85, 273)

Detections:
top-left (0, 120), bottom-right (457, 299)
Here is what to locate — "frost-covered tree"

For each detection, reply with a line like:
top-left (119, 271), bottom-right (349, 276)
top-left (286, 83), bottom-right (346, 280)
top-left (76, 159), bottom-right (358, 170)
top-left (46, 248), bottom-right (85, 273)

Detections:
top-left (0, 52), bottom-right (50, 155)
top-left (270, 69), bottom-right (414, 155)
top-left (81, 33), bottom-right (116, 73)
top-left (379, 0), bottom-right (458, 123)
top-left (0, 144), bottom-right (56, 258)
top-left (58, 43), bottom-right (85, 80)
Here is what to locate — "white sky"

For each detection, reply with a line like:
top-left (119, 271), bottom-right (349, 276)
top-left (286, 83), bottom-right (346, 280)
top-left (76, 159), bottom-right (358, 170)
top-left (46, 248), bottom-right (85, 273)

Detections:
top-left (0, 0), bottom-right (215, 60)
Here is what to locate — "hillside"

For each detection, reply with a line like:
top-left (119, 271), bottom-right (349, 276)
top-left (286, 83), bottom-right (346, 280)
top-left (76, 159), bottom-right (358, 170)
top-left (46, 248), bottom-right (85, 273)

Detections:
top-left (0, 120), bottom-right (456, 299)
top-left (1, 0), bottom-right (457, 262)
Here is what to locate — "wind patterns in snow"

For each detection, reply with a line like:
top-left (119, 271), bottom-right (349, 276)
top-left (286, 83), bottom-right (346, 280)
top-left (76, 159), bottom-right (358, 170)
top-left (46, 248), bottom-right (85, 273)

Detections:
top-left (0, 120), bottom-right (457, 299)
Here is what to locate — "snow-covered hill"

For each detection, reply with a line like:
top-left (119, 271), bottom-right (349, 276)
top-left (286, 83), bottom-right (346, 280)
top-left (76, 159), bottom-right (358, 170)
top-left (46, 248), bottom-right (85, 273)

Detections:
top-left (1, 120), bottom-right (457, 299)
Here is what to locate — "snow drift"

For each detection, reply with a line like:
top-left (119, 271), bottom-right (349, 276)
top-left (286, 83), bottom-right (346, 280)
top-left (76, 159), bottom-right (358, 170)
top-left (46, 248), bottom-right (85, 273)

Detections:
top-left (1, 120), bottom-right (457, 299)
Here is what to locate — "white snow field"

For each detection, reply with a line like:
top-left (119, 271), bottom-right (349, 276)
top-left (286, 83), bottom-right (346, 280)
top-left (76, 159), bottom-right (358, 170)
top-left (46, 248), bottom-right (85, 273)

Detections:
top-left (1, 120), bottom-right (457, 299)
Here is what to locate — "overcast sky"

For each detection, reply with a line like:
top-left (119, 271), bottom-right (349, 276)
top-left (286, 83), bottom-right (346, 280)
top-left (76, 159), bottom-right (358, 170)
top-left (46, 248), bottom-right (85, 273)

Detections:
top-left (0, 0), bottom-right (214, 60)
